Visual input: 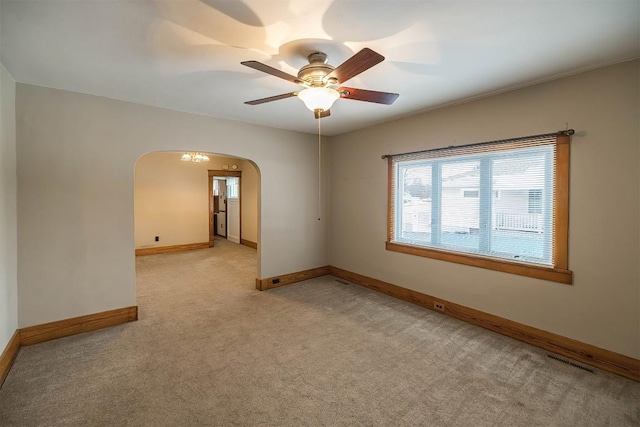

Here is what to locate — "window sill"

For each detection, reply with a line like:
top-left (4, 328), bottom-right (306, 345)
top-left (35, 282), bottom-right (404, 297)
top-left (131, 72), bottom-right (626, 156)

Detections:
top-left (386, 241), bottom-right (573, 284)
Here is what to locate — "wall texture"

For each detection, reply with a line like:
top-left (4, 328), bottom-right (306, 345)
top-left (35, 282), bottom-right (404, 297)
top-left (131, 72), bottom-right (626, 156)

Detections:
top-left (330, 60), bottom-right (640, 358)
top-left (16, 85), bottom-right (329, 327)
top-left (134, 152), bottom-right (258, 248)
top-left (240, 159), bottom-right (259, 244)
top-left (0, 64), bottom-right (18, 349)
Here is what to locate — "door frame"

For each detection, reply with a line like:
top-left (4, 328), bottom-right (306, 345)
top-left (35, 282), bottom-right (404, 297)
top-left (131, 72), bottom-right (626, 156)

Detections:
top-left (208, 170), bottom-right (242, 247)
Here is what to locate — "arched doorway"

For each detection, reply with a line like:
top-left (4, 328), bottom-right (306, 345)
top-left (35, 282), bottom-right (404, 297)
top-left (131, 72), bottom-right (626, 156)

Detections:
top-left (133, 150), bottom-right (260, 275)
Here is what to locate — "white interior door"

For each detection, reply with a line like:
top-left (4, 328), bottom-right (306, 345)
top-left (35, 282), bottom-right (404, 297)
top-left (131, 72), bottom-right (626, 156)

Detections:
top-left (226, 177), bottom-right (240, 244)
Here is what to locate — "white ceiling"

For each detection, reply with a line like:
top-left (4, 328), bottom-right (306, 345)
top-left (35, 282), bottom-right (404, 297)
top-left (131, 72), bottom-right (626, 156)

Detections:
top-left (1, 1), bottom-right (638, 136)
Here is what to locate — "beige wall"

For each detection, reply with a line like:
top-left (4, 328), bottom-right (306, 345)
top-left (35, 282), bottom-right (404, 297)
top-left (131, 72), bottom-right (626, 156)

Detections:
top-left (330, 60), bottom-right (640, 358)
top-left (240, 159), bottom-right (259, 243)
top-left (16, 85), bottom-right (329, 327)
top-left (134, 152), bottom-right (258, 248)
top-left (0, 64), bottom-right (18, 349)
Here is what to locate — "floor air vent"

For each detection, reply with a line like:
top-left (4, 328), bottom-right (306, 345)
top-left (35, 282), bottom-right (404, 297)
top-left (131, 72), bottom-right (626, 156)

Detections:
top-left (334, 279), bottom-right (351, 285)
top-left (547, 354), bottom-right (594, 373)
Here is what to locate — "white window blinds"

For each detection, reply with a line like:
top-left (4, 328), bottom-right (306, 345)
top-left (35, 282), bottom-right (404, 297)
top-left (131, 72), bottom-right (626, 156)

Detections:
top-left (389, 134), bottom-right (558, 266)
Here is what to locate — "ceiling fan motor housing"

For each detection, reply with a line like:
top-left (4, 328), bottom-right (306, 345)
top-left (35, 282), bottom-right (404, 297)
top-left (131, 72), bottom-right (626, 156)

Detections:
top-left (298, 52), bottom-right (335, 87)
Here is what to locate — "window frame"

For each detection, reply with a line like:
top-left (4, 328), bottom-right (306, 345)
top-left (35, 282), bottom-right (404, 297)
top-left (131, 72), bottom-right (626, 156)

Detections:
top-left (386, 133), bottom-right (572, 284)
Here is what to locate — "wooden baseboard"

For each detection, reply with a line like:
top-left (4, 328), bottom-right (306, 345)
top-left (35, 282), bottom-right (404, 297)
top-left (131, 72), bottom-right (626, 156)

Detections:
top-left (328, 266), bottom-right (640, 382)
top-left (256, 266), bottom-right (330, 291)
top-left (0, 331), bottom-right (20, 387)
top-left (241, 239), bottom-right (258, 249)
top-left (19, 306), bottom-right (138, 346)
top-left (135, 242), bottom-right (209, 256)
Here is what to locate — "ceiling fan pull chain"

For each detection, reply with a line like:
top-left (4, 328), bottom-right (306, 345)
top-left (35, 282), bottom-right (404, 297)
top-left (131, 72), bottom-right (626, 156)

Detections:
top-left (318, 115), bottom-right (322, 221)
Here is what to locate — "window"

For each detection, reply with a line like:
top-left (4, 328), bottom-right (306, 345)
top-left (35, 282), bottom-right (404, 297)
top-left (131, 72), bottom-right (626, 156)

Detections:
top-left (227, 177), bottom-right (239, 200)
top-left (386, 132), bottom-right (572, 284)
top-left (528, 189), bottom-right (542, 214)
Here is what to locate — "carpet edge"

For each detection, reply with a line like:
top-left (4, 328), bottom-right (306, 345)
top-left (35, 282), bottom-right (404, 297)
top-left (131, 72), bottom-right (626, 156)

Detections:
top-left (19, 306), bottom-right (139, 346)
top-left (136, 242), bottom-right (209, 256)
top-left (256, 266), bottom-right (330, 290)
top-left (0, 330), bottom-right (20, 388)
top-left (328, 265), bottom-right (640, 382)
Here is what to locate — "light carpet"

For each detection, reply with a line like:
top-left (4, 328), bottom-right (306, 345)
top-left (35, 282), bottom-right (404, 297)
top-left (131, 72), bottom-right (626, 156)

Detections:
top-left (0, 238), bottom-right (638, 426)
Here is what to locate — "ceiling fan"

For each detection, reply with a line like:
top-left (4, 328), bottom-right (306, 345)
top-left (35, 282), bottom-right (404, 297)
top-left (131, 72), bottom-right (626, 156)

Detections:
top-left (241, 48), bottom-right (399, 119)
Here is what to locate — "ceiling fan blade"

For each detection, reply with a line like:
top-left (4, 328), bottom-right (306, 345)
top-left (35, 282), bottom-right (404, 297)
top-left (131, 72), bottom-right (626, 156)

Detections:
top-left (339, 87), bottom-right (399, 105)
top-left (244, 92), bottom-right (297, 105)
top-left (324, 48), bottom-right (385, 84)
top-left (314, 109), bottom-right (330, 119)
top-left (241, 60), bottom-right (303, 85)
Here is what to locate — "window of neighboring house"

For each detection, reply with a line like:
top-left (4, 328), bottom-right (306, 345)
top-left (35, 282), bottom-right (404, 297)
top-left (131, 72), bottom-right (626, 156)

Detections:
top-left (528, 189), bottom-right (543, 214)
top-left (386, 132), bottom-right (572, 284)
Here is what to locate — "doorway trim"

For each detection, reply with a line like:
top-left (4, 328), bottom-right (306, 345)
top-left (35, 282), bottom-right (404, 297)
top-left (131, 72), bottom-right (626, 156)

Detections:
top-left (208, 170), bottom-right (242, 247)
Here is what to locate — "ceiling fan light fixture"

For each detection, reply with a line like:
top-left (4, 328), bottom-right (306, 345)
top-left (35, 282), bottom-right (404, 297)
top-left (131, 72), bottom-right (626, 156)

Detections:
top-left (297, 87), bottom-right (340, 112)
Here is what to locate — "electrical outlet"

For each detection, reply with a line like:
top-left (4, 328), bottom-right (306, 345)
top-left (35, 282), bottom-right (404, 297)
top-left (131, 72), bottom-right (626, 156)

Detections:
top-left (155, 236), bottom-right (159, 242)
top-left (272, 278), bottom-right (280, 284)
top-left (434, 302), bottom-right (445, 311)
